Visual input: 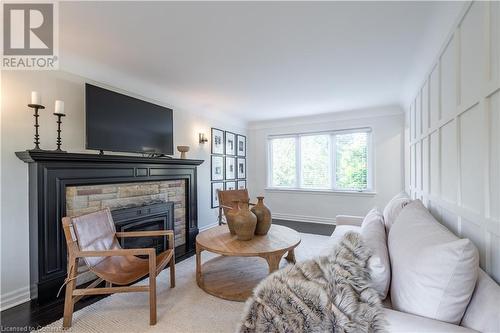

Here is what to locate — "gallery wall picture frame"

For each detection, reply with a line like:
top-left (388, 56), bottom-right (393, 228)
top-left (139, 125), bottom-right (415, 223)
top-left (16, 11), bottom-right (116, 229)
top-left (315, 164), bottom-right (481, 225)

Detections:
top-left (211, 128), bottom-right (225, 155)
top-left (225, 156), bottom-right (236, 180)
top-left (225, 181), bottom-right (237, 190)
top-left (211, 182), bottom-right (224, 208)
top-left (237, 134), bottom-right (246, 157)
top-left (237, 157), bottom-right (246, 179)
top-left (237, 180), bottom-right (247, 189)
top-left (211, 155), bottom-right (224, 181)
top-left (225, 131), bottom-right (236, 156)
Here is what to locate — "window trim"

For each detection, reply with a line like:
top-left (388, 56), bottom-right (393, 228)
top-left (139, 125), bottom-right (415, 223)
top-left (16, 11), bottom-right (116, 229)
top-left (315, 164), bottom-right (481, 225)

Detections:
top-left (267, 128), bottom-right (374, 193)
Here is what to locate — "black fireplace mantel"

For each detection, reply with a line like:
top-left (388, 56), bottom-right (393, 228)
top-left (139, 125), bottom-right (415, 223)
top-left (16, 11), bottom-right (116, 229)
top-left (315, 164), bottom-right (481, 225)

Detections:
top-left (16, 150), bottom-right (204, 165)
top-left (16, 150), bottom-right (203, 304)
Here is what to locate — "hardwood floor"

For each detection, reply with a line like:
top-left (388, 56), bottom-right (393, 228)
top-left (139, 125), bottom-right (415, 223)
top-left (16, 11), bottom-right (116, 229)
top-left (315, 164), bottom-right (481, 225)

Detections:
top-left (273, 219), bottom-right (335, 236)
top-left (0, 220), bottom-right (333, 330)
top-left (1, 290), bottom-right (107, 331)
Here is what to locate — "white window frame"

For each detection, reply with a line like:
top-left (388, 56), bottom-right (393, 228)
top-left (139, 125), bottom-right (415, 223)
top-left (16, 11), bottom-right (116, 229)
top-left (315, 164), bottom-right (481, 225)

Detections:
top-left (266, 128), bottom-right (375, 194)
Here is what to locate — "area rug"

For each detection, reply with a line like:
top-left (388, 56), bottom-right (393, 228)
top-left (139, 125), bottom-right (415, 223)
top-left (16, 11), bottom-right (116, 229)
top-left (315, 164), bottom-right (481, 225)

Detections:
top-left (37, 232), bottom-right (329, 333)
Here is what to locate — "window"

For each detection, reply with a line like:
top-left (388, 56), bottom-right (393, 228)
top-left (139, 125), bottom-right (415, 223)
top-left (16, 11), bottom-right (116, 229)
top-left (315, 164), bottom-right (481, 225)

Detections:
top-left (270, 137), bottom-right (296, 187)
top-left (268, 129), bottom-right (372, 192)
top-left (300, 135), bottom-right (330, 188)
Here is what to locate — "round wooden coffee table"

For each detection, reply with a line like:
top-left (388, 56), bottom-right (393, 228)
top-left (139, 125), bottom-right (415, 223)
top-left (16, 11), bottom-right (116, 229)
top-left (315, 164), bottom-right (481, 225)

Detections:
top-left (196, 224), bottom-right (301, 301)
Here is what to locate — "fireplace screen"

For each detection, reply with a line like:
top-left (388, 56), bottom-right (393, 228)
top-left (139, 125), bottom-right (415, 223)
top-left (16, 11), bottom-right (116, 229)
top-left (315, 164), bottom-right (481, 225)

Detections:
top-left (112, 202), bottom-right (174, 255)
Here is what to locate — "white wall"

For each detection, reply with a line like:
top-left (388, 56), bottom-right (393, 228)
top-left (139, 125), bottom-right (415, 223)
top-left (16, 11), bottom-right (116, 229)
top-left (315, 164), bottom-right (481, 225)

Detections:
top-left (0, 70), bottom-right (246, 310)
top-left (406, 1), bottom-right (500, 282)
top-left (247, 106), bottom-right (404, 224)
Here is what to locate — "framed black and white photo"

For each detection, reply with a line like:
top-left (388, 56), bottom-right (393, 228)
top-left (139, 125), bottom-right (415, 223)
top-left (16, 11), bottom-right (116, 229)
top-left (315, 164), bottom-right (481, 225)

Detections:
top-left (237, 180), bottom-right (247, 189)
top-left (211, 128), bottom-right (224, 155)
top-left (211, 182), bottom-right (224, 208)
top-left (225, 131), bottom-right (236, 156)
top-left (237, 158), bottom-right (246, 179)
top-left (237, 135), bottom-right (246, 157)
top-left (225, 181), bottom-right (237, 190)
top-left (225, 157), bottom-right (236, 180)
top-left (211, 155), bottom-right (224, 181)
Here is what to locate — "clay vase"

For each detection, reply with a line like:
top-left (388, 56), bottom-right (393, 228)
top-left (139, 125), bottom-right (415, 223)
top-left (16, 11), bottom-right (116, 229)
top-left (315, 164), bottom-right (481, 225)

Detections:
top-left (251, 196), bottom-right (272, 235)
top-left (225, 200), bottom-right (240, 235)
top-left (233, 200), bottom-right (257, 241)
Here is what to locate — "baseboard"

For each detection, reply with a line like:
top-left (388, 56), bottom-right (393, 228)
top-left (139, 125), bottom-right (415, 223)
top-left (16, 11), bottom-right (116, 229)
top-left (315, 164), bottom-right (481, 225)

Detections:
top-left (272, 213), bottom-right (336, 225)
top-left (0, 285), bottom-right (31, 311)
top-left (199, 222), bottom-right (219, 232)
top-left (199, 216), bottom-right (335, 229)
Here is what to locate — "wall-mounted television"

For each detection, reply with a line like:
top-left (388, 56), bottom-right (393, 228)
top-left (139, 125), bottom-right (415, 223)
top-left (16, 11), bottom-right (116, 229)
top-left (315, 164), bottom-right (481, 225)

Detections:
top-left (85, 84), bottom-right (173, 155)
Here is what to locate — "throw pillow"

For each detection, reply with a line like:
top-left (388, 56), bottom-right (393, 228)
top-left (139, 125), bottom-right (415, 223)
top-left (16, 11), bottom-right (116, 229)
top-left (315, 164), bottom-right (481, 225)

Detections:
top-left (361, 208), bottom-right (391, 299)
top-left (383, 192), bottom-right (411, 231)
top-left (388, 200), bottom-right (479, 324)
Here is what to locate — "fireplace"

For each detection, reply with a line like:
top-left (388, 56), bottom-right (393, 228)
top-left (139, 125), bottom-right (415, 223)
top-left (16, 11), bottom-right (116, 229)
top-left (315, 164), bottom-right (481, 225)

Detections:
top-left (112, 201), bottom-right (174, 255)
top-left (66, 181), bottom-right (186, 248)
top-left (16, 151), bottom-right (203, 304)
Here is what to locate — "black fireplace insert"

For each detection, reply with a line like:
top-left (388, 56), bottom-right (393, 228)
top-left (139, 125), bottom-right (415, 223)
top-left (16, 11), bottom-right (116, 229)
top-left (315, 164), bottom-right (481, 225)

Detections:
top-left (111, 201), bottom-right (174, 255)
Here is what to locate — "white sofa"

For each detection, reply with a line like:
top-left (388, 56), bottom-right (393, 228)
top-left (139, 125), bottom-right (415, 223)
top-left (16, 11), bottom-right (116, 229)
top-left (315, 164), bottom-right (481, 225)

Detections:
top-left (324, 197), bottom-right (500, 333)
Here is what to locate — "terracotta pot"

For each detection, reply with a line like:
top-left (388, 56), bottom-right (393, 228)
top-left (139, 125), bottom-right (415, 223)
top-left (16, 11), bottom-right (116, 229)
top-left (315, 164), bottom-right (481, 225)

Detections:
top-left (233, 200), bottom-right (257, 241)
top-left (251, 196), bottom-right (272, 235)
top-left (225, 200), bottom-right (240, 235)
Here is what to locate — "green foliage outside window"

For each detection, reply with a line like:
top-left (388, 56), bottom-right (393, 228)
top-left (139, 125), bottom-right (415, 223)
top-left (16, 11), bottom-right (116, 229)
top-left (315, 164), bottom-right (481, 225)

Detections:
top-left (271, 138), bottom-right (296, 187)
top-left (301, 135), bottom-right (330, 188)
top-left (335, 133), bottom-right (368, 190)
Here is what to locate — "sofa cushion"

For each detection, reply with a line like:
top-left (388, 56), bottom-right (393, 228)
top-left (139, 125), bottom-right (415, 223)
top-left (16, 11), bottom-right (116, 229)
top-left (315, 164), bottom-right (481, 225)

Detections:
top-left (383, 192), bottom-right (411, 231)
top-left (388, 200), bottom-right (479, 324)
top-left (460, 269), bottom-right (500, 333)
top-left (361, 209), bottom-right (390, 299)
top-left (384, 309), bottom-right (478, 333)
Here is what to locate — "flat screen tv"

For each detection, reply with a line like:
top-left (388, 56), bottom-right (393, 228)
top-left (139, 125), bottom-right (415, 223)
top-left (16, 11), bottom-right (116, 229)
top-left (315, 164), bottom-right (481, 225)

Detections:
top-left (85, 84), bottom-right (173, 155)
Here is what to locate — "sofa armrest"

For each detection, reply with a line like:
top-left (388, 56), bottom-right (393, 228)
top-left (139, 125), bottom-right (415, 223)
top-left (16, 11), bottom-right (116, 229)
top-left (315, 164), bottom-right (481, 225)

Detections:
top-left (335, 215), bottom-right (364, 226)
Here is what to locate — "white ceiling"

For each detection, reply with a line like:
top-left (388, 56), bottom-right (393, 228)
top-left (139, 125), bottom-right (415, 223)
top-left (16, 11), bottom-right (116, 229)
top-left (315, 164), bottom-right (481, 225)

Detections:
top-left (59, 1), bottom-right (464, 122)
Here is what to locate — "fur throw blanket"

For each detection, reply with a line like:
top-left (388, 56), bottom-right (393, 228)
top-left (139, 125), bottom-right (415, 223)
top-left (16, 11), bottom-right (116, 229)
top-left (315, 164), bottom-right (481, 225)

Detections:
top-left (238, 232), bottom-right (386, 333)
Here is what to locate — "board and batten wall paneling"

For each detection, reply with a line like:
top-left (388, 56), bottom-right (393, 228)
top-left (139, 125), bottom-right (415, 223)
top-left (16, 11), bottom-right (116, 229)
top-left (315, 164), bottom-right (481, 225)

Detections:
top-left (429, 130), bottom-right (440, 196)
top-left (407, 1), bottom-right (500, 283)
top-left (429, 64), bottom-right (441, 126)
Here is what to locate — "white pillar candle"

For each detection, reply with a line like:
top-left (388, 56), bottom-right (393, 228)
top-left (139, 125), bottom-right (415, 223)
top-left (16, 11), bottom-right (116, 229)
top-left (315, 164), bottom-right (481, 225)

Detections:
top-left (55, 100), bottom-right (65, 114)
top-left (31, 91), bottom-right (41, 105)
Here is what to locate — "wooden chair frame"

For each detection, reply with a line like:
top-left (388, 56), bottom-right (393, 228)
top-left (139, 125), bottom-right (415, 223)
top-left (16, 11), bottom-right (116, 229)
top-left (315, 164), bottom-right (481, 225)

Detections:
top-left (62, 218), bottom-right (175, 329)
top-left (217, 189), bottom-right (255, 225)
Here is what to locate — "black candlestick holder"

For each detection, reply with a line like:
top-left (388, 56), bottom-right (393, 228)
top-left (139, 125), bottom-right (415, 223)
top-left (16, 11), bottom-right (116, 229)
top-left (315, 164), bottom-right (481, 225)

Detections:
top-left (53, 112), bottom-right (66, 152)
top-left (27, 103), bottom-right (45, 151)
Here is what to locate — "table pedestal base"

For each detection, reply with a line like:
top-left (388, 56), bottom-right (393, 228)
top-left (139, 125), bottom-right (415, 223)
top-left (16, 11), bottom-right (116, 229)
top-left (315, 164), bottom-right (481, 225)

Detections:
top-left (196, 253), bottom-right (292, 302)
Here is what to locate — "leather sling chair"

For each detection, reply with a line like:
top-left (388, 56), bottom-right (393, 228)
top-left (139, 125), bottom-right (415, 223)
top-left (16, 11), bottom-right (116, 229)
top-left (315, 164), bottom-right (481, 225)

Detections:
top-left (217, 189), bottom-right (255, 225)
top-left (61, 208), bottom-right (175, 329)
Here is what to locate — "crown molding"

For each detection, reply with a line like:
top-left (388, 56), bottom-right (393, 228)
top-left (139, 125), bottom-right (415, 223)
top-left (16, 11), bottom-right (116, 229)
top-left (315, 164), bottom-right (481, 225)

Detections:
top-left (247, 104), bottom-right (404, 130)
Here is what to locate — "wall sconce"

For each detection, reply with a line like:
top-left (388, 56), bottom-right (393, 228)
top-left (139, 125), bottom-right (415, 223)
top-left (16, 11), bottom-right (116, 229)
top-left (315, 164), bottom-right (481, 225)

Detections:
top-left (199, 133), bottom-right (208, 144)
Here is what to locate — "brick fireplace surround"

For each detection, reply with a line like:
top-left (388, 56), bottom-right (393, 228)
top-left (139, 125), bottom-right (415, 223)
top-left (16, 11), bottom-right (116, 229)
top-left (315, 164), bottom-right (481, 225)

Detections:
top-left (16, 151), bottom-right (203, 305)
top-left (66, 180), bottom-right (186, 246)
